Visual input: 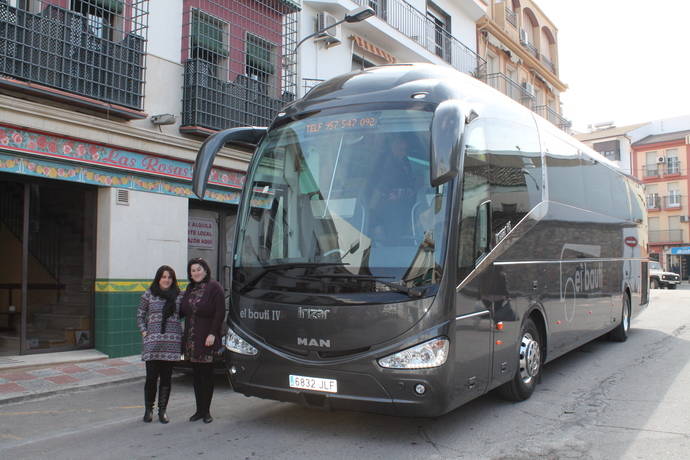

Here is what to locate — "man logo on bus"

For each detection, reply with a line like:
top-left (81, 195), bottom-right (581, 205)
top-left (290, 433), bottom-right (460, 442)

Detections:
top-left (297, 337), bottom-right (331, 348)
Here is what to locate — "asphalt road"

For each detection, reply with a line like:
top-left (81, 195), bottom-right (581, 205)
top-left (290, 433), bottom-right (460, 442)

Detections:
top-left (1, 289), bottom-right (689, 460)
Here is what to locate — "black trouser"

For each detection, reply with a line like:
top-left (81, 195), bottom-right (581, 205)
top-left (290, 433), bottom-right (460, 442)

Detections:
top-left (145, 360), bottom-right (173, 408)
top-left (192, 362), bottom-right (214, 416)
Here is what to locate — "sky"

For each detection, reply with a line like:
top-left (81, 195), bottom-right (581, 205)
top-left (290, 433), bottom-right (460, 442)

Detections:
top-left (534, 0), bottom-right (690, 133)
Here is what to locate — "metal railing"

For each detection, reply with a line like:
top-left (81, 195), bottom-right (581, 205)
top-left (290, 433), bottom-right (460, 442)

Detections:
top-left (646, 195), bottom-right (661, 211)
top-left (641, 163), bottom-right (684, 178)
top-left (352, 0), bottom-right (485, 76)
top-left (0, 1), bottom-right (148, 111)
top-left (540, 54), bottom-right (555, 74)
top-left (505, 7), bottom-right (517, 27)
top-left (649, 229), bottom-right (684, 243)
top-left (520, 38), bottom-right (538, 58)
top-left (482, 72), bottom-right (534, 109)
top-left (180, 0), bottom-right (298, 132)
top-left (534, 105), bottom-right (571, 131)
top-left (663, 195), bottom-right (685, 210)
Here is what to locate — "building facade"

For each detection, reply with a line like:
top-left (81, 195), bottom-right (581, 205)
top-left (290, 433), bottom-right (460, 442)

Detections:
top-left (575, 123), bottom-right (646, 175)
top-left (0, 0), bottom-right (297, 357)
top-left (632, 130), bottom-right (690, 279)
top-left (476, 0), bottom-right (569, 132)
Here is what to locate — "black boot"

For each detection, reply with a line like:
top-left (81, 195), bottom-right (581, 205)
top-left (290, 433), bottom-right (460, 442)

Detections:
top-left (158, 385), bottom-right (171, 424)
top-left (143, 378), bottom-right (156, 423)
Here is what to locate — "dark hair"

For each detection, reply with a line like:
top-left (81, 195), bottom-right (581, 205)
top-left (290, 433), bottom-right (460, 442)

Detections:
top-left (149, 265), bottom-right (180, 333)
top-left (187, 257), bottom-right (212, 286)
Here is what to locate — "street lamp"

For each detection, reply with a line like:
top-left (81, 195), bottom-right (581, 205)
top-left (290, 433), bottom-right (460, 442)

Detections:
top-left (295, 6), bottom-right (375, 51)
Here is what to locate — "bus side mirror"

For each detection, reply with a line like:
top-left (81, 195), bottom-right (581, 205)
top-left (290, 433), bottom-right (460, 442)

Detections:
top-left (192, 127), bottom-right (267, 199)
top-left (430, 100), bottom-right (466, 187)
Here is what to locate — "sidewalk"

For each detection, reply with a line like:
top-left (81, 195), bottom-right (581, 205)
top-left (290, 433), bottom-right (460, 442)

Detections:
top-left (0, 352), bottom-right (145, 405)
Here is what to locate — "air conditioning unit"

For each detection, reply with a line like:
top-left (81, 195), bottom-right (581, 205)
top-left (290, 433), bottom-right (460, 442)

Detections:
top-left (316, 12), bottom-right (341, 43)
top-left (681, 216), bottom-right (690, 223)
top-left (522, 81), bottom-right (535, 96)
top-left (657, 156), bottom-right (665, 163)
top-left (519, 28), bottom-right (527, 44)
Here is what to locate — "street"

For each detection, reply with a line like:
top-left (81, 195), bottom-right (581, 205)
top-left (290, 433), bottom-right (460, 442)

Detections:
top-left (1, 289), bottom-right (689, 460)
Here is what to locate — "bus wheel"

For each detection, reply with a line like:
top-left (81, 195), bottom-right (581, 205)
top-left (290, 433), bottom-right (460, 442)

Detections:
top-left (498, 318), bottom-right (542, 402)
top-left (609, 295), bottom-right (631, 342)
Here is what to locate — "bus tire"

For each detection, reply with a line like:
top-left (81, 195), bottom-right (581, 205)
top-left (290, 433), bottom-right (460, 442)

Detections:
top-left (609, 294), bottom-right (631, 342)
top-left (650, 278), bottom-right (659, 289)
top-left (498, 318), bottom-right (542, 402)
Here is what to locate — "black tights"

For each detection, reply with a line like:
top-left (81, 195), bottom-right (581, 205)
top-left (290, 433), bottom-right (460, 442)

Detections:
top-left (144, 360), bottom-right (173, 406)
top-left (192, 362), bottom-right (214, 416)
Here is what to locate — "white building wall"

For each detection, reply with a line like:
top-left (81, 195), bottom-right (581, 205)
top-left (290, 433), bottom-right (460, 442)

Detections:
top-left (146, 0), bottom-right (184, 64)
top-left (97, 188), bottom-right (188, 280)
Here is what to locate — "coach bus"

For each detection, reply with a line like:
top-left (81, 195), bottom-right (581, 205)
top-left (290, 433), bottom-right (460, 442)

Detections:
top-left (191, 63), bottom-right (649, 417)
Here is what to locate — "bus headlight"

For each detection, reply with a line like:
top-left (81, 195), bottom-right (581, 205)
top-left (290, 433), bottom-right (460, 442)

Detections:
top-left (377, 337), bottom-right (449, 369)
top-left (224, 329), bottom-right (258, 356)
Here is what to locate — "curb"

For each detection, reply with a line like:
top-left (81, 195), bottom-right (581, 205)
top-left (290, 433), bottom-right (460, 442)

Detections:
top-left (0, 374), bottom-right (148, 406)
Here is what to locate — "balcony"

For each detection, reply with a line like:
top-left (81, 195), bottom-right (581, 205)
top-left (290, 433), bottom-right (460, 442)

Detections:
top-left (641, 162), bottom-right (684, 179)
top-left (649, 229), bottom-right (684, 243)
top-left (482, 72), bottom-right (534, 109)
top-left (505, 7), bottom-right (517, 27)
top-left (520, 37), bottom-right (539, 59)
top-left (351, 0), bottom-right (485, 76)
top-left (646, 195), bottom-right (661, 211)
top-left (540, 54), bottom-right (556, 74)
top-left (0, 1), bottom-right (147, 116)
top-left (534, 105), bottom-right (571, 131)
top-left (663, 195), bottom-right (685, 210)
top-left (180, 3), bottom-right (298, 134)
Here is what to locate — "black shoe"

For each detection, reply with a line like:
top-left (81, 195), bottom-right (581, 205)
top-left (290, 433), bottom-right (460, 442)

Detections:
top-left (189, 413), bottom-right (203, 422)
top-left (158, 410), bottom-right (169, 424)
top-left (157, 385), bottom-right (171, 424)
top-left (143, 407), bottom-right (153, 423)
top-left (203, 414), bottom-right (213, 424)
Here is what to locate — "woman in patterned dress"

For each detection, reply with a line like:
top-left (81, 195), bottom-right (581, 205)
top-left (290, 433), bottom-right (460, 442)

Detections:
top-left (136, 265), bottom-right (182, 423)
top-left (180, 258), bottom-right (225, 424)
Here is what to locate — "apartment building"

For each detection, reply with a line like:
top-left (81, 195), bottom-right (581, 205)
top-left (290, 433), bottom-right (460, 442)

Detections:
top-left (574, 123), bottom-right (646, 175)
top-left (297, 0), bottom-right (486, 95)
top-left (0, 0), bottom-right (297, 357)
top-left (476, 0), bottom-right (569, 131)
top-left (632, 130), bottom-right (690, 279)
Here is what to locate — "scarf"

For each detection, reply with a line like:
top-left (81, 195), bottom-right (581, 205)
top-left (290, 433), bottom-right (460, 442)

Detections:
top-left (150, 284), bottom-right (179, 334)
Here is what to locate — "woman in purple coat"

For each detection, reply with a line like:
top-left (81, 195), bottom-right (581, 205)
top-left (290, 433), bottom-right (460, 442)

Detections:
top-left (137, 265), bottom-right (182, 423)
top-left (180, 258), bottom-right (225, 423)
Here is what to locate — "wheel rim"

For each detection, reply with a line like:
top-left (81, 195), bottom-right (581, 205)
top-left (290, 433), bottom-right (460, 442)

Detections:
top-left (519, 332), bottom-right (541, 384)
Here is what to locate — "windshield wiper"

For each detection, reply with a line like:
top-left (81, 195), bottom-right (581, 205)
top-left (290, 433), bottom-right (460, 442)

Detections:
top-left (310, 273), bottom-right (425, 298)
top-left (237, 262), bottom-right (348, 293)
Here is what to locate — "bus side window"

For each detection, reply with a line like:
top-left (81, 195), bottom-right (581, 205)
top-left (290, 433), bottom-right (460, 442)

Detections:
top-left (483, 117), bottom-right (542, 239)
top-left (457, 123), bottom-right (490, 282)
top-left (475, 200), bottom-right (491, 264)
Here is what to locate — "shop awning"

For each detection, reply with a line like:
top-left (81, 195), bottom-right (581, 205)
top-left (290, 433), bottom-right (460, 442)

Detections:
top-left (350, 35), bottom-right (396, 64)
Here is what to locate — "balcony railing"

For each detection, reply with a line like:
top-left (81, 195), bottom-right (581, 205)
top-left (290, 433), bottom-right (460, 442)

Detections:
top-left (647, 195), bottom-right (661, 211)
top-left (182, 60), bottom-right (296, 131)
top-left (663, 195), bottom-right (685, 210)
top-left (642, 163), bottom-right (684, 178)
top-left (520, 38), bottom-right (539, 59)
top-left (0, 1), bottom-right (147, 112)
top-left (505, 7), bottom-right (517, 27)
top-left (534, 105), bottom-right (571, 131)
top-left (302, 78), bottom-right (324, 94)
top-left (482, 73), bottom-right (534, 109)
top-left (649, 229), bottom-right (684, 243)
top-left (540, 54), bottom-right (555, 74)
top-left (180, 2), bottom-right (298, 134)
top-left (352, 0), bottom-right (485, 76)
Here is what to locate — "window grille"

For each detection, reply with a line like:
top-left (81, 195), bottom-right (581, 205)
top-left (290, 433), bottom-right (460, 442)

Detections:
top-left (181, 0), bottom-right (298, 134)
top-left (0, 0), bottom-right (149, 111)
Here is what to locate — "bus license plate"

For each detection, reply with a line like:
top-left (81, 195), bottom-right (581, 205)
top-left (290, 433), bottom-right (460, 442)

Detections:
top-left (289, 375), bottom-right (338, 393)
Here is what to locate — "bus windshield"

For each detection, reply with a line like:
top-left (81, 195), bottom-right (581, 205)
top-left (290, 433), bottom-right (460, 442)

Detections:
top-left (234, 107), bottom-right (451, 300)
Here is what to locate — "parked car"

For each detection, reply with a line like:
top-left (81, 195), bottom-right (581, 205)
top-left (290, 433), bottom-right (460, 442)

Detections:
top-left (649, 261), bottom-right (680, 289)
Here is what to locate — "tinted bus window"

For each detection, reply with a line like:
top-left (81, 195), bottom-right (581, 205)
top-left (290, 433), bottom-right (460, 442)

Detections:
top-left (609, 170), bottom-right (631, 221)
top-left (484, 118), bottom-right (542, 237)
top-left (544, 134), bottom-right (586, 209)
top-left (583, 158), bottom-right (613, 216)
top-left (458, 121), bottom-right (490, 282)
